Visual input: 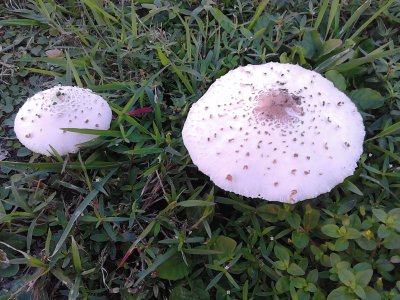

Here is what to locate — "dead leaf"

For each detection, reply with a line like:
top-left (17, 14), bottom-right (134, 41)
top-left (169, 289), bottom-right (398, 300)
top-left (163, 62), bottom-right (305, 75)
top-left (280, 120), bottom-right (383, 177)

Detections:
top-left (46, 49), bottom-right (64, 58)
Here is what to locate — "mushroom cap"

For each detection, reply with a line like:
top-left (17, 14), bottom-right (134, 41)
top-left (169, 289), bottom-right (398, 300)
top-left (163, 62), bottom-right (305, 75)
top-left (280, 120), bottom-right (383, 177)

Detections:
top-left (14, 86), bottom-right (112, 156)
top-left (182, 63), bottom-right (365, 203)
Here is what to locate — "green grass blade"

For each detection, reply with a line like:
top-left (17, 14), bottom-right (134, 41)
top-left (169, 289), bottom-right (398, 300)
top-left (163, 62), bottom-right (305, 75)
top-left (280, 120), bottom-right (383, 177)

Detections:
top-left (350, 0), bottom-right (396, 40)
top-left (207, 6), bottom-right (235, 33)
top-left (367, 143), bottom-right (400, 163)
top-left (334, 47), bottom-right (400, 72)
top-left (22, 67), bottom-right (63, 77)
top-left (111, 105), bottom-right (152, 136)
top-left (88, 82), bottom-right (137, 91)
top-left (177, 200), bottom-right (216, 207)
top-left (156, 45), bottom-right (194, 94)
top-left (0, 19), bottom-right (39, 26)
top-left (51, 268), bottom-right (73, 289)
top-left (119, 220), bottom-right (156, 268)
top-left (45, 228), bottom-right (52, 257)
top-left (51, 169), bottom-right (116, 257)
top-left (367, 121), bottom-right (400, 141)
top-left (69, 275), bottom-right (81, 299)
top-left (71, 237), bottom-right (82, 273)
top-left (325, 0), bottom-right (340, 40)
top-left (26, 217), bottom-right (38, 254)
top-left (130, 0), bottom-right (138, 38)
top-left (116, 66), bottom-right (166, 124)
top-left (124, 147), bottom-right (163, 155)
top-left (141, 7), bottom-right (170, 23)
top-left (133, 247), bottom-right (177, 287)
top-left (78, 152), bottom-right (92, 191)
top-left (0, 161), bottom-right (121, 171)
top-left (339, 0), bottom-right (371, 38)
top-left (65, 52), bottom-right (83, 87)
top-left (247, 0), bottom-right (270, 30)
top-left (61, 128), bottom-right (122, 137)
top-left (82, 0), bottom-right (118, 23)
top-left (314, 0), bottom-right (329, 30)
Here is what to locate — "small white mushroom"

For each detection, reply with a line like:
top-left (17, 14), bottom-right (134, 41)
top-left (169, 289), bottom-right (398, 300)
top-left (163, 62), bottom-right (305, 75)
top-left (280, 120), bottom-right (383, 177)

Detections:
top-left (14, 86), bottom-right (112, 156)
top-left (182, 63), bottom-right (365, 203)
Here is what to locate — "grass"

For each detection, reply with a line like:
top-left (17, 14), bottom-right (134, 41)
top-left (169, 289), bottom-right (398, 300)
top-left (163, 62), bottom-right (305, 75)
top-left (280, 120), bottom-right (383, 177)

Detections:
top-left (0, 0), bottom-right (400, 299)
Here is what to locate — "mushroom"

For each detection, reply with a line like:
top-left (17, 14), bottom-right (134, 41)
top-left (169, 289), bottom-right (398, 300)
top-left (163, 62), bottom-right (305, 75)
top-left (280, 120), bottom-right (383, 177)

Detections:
top-left (14, 86), bottom-right (112, 156)
top-left (182, 63), bottom-right (365, 203)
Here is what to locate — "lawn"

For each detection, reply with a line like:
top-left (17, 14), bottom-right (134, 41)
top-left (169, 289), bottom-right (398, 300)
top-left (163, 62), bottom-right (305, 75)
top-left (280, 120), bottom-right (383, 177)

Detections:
top-left (0, 0), bottom-right (400, 299)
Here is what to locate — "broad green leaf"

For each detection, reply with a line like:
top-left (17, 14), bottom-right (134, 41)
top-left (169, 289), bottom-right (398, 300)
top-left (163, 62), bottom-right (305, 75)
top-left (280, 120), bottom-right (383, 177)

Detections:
top-left (157, 255), bottom-right (189, 280)
top-left (287, 263), bottom-right (305, 276)
top-left (292, 231), bottom-right (309, 249)
top-left (257, 204), bottom-right (285, 222)
top-left (274, 245), bottom-right (290, 263)
top-left (344, 228), bottom-right (362, 240)
top-left (300, 30), bottom-right (323, 59)
top-left (327, 286), bottom-right (354, 300)
top-left (337, 268), bottom-right (355, 286)
top-left (353, 285), bottom-right (366, 299)
top-left (169, 283), bottom-right (210, 300)
top-left (363, 287), bottom-right (381, 300)
top-left (321, 224), bottom-right (341, 238)
top-left (213, 236), bottom-right (237, 259)
top-left (286, 213), bottom-right (301, 229)
top-left (355, 269), bottom-right (373, 287)
top-left (169, 286), bottom-right (193, 300)
top-left (303, 205), bottom-right (320, 231)
top-left (134, 248), bottom-right (177, 286)
top-left (383, 233), bottom-right (400, 249)
top-left (356, 237), bottom-right (376, 251)
top-left (0, 264), bottom-right (19, 278)
top-left (276, 276), bottom-right (290, 293)
top-left (372, 209), bottom-right (387, 223)
top-left (325, 70), bottom-right (346, 91)
top-left (335, 238), bottom-right (349, 251)
top-left (350, 88), bottom-right (384, 110)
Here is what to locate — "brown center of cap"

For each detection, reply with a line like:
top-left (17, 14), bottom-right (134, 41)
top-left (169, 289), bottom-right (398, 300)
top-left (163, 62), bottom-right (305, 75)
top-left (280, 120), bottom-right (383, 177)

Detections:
top-left (253, 90), bottom-right (303, 123)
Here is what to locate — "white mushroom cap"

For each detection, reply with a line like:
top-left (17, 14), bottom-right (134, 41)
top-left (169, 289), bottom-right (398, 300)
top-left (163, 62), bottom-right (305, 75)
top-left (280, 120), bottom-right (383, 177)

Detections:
top-left (14, 86), bottom-right (112, 156)
top-left (182, 63), bottom-right (365, 203)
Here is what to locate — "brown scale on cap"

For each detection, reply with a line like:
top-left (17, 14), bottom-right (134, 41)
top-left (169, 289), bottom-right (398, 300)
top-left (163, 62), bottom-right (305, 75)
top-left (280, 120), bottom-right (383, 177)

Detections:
top-left (253, 90), bottom-right (303, 124)
top-left (289, 189), bottom-right (298, 202)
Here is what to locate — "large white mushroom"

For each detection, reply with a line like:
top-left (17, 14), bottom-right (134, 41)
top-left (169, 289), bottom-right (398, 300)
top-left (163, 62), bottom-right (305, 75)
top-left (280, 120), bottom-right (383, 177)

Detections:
top-left (14, 86), bottom-right (112, 156)
top-left (182, 63), bottom-right (365, 203)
